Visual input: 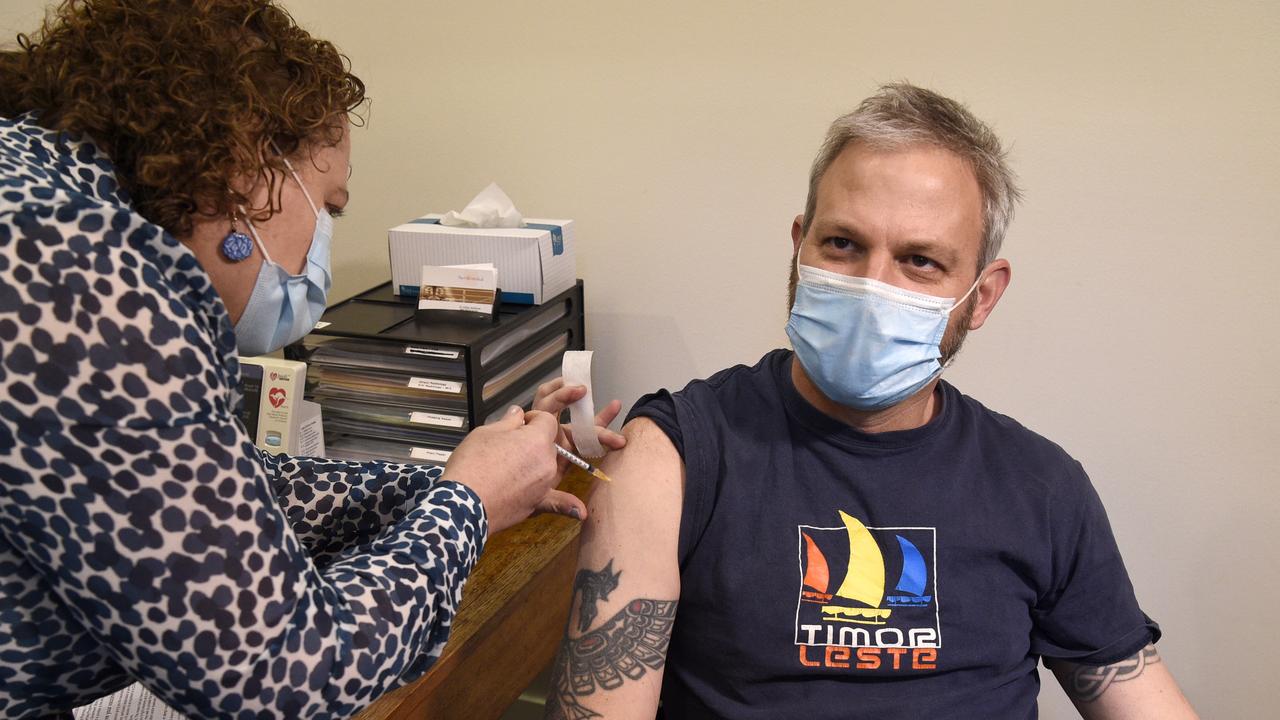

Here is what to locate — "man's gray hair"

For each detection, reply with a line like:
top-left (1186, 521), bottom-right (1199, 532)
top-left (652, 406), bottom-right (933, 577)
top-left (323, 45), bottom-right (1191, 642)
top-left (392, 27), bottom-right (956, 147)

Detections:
top-left (802, 83), bottom-right (1022, 271)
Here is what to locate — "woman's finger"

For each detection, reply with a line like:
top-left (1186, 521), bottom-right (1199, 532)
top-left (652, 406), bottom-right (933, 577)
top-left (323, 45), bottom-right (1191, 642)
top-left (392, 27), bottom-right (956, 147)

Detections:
top-left (554, 423), bottom-right (572, 449)
top-left (594, 398), bottom-right (623, 428)
top-left (598, 426), bottom-right (626, 451)
top-left (533, 377), bottom-right (565, 408)
top-left (532, 489), bottom-right (588, 520)
top-left (557, 420), bottom-right (627, 456)
top-left (532, 383), bottom-right (587, 416)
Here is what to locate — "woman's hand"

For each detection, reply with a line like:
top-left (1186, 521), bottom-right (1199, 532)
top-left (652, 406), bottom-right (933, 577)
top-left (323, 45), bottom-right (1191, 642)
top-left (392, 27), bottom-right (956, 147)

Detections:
top-left (532, 377), bottom-right (626, 458)
top-left (443, 406), bottom-right (585, 535)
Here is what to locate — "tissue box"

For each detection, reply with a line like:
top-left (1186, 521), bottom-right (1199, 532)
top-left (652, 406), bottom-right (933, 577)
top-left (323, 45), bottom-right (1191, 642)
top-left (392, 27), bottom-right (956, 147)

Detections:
top-left (388, 215), bottom-right (576, 305)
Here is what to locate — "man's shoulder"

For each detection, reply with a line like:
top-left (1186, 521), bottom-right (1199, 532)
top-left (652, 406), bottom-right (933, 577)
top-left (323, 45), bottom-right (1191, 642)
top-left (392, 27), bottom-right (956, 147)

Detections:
top-left (630, 349), bottom-right (789, 420)
top-left (945, 382), bottom-right (1089, 487)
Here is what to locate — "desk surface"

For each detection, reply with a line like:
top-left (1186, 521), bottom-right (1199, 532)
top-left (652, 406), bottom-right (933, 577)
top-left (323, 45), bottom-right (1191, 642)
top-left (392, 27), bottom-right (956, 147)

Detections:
top-left (357, 473), bottom-right (590, 720)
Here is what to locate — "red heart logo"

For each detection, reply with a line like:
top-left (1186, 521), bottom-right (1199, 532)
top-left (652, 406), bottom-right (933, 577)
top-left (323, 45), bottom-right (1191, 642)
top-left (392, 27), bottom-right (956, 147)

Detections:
top-left (268, 387), bottom-right (287, 409)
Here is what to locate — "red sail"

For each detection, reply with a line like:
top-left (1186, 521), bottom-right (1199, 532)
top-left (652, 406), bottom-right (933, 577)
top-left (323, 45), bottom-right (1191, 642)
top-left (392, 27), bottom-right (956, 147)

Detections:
top-left (801, 532), bottom-right (832, 603)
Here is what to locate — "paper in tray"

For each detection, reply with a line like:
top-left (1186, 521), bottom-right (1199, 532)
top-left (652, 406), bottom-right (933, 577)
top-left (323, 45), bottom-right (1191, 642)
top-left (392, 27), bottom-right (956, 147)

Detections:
top-left (482, 332), bottom-right (569, 401)
top-left (319, 398), bottom-right (470, 433)
top-left (479, 298), bottom-right (570, 367)
top-left (299, 336), bottom-right (465, 376)
top-left (324, 418), bottom-right (465, 447)
top-left (311, 387), bottom-right (468, 413)
top-left (309, 366), bottom-right (467, 403)
top-left (481, 366), bottom-right (562, 425)
top-left (326, 433), bottom-right (454, 466)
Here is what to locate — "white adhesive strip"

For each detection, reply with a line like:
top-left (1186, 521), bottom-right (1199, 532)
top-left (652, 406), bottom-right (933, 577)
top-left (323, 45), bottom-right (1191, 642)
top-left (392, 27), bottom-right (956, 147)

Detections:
top-left (562, 350), bottom-right (606, 458)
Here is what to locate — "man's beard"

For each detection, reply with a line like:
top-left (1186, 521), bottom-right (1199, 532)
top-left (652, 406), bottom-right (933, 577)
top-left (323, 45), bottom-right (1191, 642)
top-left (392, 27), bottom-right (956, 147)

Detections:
top-left (786, 258), bottom-right (977, 366)
top-left (938, 294), bottom-right (974, 366)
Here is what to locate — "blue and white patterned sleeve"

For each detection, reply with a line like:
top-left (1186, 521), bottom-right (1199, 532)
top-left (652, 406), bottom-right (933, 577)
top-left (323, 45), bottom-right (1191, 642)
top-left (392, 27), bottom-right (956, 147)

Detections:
top-left (12, 416), bottom-right (488, 718)
top-left (257, 450), bottom-right (459, 568)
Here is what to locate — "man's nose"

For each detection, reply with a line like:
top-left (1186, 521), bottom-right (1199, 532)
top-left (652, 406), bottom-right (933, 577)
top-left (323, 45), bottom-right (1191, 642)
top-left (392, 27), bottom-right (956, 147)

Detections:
top-left (861, 252), bottom-right (895, 283)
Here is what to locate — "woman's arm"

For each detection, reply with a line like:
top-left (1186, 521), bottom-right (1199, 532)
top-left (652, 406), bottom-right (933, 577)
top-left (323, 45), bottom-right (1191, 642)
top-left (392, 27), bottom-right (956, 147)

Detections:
top-left (259, 449), bottom-right (455, 567)
top-left (10, 416), bottom-right (488, 719)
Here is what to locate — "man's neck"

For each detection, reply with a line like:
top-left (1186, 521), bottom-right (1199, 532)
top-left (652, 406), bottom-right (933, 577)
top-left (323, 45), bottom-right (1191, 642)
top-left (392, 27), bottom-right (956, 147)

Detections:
top-left (790, 358), bottom-right (941, 434)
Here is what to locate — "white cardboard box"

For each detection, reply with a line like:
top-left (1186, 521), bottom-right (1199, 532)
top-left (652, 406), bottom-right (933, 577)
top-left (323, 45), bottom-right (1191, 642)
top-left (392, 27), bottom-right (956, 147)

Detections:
top-left (239, 357), bottom-right (325, 456)
top-left (388, 215), bottom-right (576, 305)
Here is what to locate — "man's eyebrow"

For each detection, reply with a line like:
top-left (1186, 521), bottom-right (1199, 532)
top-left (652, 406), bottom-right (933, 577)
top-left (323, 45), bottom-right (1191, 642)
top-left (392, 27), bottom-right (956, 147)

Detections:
top-left (899, 239), bottom-right (961, 266)
top-left (811, 219), bottom-right (869, 243)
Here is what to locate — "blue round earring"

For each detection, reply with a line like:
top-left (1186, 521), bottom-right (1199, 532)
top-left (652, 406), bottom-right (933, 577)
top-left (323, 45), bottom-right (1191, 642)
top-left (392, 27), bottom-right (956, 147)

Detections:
top-left (220, 216), bottom-right (253, 262)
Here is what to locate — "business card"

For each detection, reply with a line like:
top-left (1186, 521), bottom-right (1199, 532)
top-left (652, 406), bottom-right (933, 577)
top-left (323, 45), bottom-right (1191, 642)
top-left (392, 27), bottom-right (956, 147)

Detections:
top-left (419, 263), bottom-right (498, 314)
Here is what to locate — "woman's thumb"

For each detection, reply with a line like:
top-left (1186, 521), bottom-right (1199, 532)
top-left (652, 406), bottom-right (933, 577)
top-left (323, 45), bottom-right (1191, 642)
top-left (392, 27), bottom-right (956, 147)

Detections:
top-left (494, 404), bottom-right (525, 427)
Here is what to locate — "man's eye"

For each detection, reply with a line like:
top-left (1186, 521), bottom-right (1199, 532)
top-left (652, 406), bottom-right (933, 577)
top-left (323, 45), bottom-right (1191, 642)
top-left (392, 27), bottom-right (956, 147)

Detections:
top-left (824, 237), bottom-right (853, 251)
top-left (908, 255), bottom-right (936, 269)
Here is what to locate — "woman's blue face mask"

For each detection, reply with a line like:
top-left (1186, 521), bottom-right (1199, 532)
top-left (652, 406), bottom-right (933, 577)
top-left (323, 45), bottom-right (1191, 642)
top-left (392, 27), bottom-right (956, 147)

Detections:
top-left (233, 158), bottom-right (333, 356)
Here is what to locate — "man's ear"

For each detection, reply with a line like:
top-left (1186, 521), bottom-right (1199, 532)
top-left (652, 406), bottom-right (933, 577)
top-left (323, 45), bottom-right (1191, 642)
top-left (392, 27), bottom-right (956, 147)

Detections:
top-left (968, 259), bottom-right (1012, 331)
top-left (791, 214), bottom-right (804, 253)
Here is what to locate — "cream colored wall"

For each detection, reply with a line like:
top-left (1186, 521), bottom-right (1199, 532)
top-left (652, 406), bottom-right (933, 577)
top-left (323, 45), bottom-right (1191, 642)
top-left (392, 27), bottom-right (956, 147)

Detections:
top-left (4, 1), bottom-right (1277, 716)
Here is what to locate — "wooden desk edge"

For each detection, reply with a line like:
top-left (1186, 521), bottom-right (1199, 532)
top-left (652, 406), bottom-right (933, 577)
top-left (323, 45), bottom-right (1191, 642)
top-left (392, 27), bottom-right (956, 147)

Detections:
top-left (358, 474), bottom-right (591, 719)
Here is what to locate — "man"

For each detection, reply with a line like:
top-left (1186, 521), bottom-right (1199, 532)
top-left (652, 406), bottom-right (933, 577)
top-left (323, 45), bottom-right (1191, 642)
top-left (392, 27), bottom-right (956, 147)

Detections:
top-left (546, 84), bottom-right (1197, 719)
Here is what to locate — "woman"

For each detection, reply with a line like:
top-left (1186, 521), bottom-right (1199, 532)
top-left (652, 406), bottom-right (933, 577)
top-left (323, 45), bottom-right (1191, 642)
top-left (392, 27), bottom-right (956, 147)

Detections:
top-left (0, 1), bottom-right (620, 717)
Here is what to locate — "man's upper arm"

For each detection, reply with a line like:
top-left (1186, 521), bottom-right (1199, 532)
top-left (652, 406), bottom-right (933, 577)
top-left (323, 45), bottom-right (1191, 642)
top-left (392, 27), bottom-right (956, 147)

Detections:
top-left (1048, 645), bottom-right (1198, 719)
top-left (545, 417), bottom-right (684, 720)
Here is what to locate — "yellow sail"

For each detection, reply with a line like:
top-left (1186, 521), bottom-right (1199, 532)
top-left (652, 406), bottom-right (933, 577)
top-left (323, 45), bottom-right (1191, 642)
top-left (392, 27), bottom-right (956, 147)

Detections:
top-left (820, 511), bottom-right (891, 624)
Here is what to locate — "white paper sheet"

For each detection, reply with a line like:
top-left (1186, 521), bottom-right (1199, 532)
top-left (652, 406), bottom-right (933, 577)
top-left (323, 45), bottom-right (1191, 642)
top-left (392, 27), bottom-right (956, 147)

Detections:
top-left (73, 683), bottom-right (185, 720)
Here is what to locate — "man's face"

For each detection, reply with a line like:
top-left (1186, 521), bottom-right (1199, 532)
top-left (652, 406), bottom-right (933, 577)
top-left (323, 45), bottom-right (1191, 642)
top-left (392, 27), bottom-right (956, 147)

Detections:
top-left (789, 141), bottom-right (986, 363)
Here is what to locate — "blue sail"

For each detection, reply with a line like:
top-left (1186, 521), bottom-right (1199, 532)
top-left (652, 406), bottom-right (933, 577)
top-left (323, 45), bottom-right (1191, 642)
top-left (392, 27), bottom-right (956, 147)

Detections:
top-left (893, 535), bottom-right (927, 598)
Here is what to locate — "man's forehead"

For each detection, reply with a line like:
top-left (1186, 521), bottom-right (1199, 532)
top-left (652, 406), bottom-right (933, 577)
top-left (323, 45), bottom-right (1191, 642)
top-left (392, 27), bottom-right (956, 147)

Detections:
top-left (813, 142), bottom-right (984, 255)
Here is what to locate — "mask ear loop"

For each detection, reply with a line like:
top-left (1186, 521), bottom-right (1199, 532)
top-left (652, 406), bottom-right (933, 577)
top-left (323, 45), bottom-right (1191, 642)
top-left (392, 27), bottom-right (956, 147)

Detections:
top-left (237, 147), bottom-right (317, 268)
top-left (947, 268), bottom-right (986, 316)
top-left (274, 144), bottom-right (321, 217)
top-left (792, 235), bottom-right (807, 280)
top-left (939, 267), bottom-right (988, 369)
top-left (238, 205), bottom-right (277, 267)
top-left (281, 157), bottom-right (320, 216)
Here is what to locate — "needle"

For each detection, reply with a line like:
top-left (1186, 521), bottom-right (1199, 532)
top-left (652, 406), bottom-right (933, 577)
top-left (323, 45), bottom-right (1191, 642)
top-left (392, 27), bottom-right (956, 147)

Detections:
top-left (554, 443), bottom-right (613, 483)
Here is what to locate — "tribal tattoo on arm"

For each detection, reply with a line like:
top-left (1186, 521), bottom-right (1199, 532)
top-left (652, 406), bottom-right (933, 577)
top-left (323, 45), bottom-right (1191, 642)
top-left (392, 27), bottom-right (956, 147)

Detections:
top-left (1054, 644), bottom-right (1162, 703)
top-left (574, 560), bottom-right (621, 633)
top-left (545, 559), bottom-right (678, 720)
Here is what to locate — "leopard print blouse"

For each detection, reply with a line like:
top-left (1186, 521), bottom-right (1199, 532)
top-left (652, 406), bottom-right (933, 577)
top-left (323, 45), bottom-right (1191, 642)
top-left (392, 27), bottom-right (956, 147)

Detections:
top-left (0, 114), bottom-right (488, 718)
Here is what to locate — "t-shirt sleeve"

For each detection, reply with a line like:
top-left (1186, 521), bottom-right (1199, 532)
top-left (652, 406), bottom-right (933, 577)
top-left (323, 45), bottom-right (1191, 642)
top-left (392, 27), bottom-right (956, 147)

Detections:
top-left (628, 390), bottom-right (685, 457)
top-left (627, 388), bottom-right (722, 568)
top-left (1029, 460), bottom-right (1161, 665)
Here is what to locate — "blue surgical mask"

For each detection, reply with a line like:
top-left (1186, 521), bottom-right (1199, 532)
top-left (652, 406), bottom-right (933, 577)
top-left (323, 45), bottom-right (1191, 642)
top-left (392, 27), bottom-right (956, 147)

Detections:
top-left (233, 158), bottom-right (333, 356)
top-left (785, 254), bottom-right (980, 412)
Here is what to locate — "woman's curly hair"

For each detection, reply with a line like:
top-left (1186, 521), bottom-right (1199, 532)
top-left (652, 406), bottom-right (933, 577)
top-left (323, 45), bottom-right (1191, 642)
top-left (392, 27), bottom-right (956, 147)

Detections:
top-left (0, 0), bottom-right (365, 237)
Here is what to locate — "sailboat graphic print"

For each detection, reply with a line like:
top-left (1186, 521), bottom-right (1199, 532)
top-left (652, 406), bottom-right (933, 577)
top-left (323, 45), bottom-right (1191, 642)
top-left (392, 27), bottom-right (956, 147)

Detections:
top-left (795, 511), bottom-right (941, 660)
top-left (815, 512), bottom-right (895, 624)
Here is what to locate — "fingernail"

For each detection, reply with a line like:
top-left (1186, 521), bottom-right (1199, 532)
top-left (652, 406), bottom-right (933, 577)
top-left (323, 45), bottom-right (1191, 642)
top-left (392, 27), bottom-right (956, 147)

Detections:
top-left (569, 507), bottom-right (581, 520)
top-left (507, 405), bottom-right (522, 415)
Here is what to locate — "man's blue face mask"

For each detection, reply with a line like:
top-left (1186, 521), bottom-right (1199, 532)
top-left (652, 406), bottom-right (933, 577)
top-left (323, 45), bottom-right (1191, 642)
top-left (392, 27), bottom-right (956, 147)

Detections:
top-left (233, 157), bottom-right (333, 356)
top-left (785, 243), bottom-right (981, 412)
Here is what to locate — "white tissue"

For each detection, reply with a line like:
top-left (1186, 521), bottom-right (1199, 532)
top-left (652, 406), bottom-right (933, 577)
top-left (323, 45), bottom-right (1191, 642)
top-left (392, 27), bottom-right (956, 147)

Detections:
top-left (439, 182), bottom-right (524, 228)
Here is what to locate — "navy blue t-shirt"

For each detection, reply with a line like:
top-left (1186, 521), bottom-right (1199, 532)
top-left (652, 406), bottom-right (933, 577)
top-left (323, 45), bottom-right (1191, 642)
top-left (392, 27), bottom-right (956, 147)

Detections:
top-left (629, 349), bottom-right (1158, 720)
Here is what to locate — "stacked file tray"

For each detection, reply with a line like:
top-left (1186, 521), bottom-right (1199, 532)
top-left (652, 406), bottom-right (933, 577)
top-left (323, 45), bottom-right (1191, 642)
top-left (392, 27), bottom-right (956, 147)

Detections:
top-left (285, 280), bottom-right (584, 466)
